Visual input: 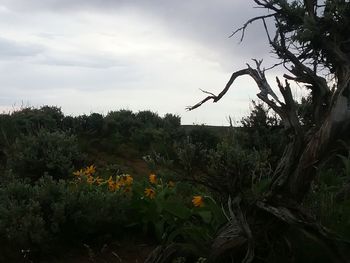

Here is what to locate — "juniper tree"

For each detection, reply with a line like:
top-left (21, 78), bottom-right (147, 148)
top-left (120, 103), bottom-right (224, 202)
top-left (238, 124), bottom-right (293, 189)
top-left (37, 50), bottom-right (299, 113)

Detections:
top-left (184, 0), bottom-right (350, 262)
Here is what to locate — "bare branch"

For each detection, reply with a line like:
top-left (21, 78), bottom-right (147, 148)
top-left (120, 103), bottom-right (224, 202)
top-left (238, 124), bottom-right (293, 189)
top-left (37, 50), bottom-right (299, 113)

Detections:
top-left (265, 61), bottom-right (284, 71)
top-left (186, 95), bottom-right (216, 111)
top-left (186, 69), bottom-right (250, 111)
top-left (271, 27), bottom-right (329, 94)
top-left (199, 88), bottom-right (216, 97)
top-left (262, 18), bottom-right (272, 44)
top-left (187, 60), bottom-right (305, 133)
top-left (248, 60), bottom-right (282, 104)
top-left (253, 0), bottom-right (281, 12)
top-left (276, 78), bottom-right (301, 132)
top-left (229, 13), bottom-right (276, 42)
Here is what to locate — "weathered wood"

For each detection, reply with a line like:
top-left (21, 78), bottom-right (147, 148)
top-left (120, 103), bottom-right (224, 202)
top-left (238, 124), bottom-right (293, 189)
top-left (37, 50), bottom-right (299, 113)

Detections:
top-left (158, 1), bottom-right (350, 262)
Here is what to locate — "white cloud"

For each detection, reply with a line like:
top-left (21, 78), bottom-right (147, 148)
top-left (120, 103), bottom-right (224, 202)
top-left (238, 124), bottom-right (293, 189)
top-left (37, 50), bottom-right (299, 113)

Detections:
top-left (0, 37), bottom-right (44, 58)
top-left (0, 0), bottom-right (282, 125)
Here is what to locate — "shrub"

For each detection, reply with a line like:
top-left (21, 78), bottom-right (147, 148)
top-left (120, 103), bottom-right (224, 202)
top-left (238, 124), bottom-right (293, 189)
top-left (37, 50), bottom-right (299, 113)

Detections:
top-left (7, 130), bottom-right (82, 180)
top-left (136, 110), bottom-right (163, 129)
top-left (238, 101), bottom-right (284, 167)
top-left (206, 139), bottom-right (272, 197)
top-left (104, 110), bottom-right (137, 139)
top-left (188, 125), bottom-right (219, 150)
top-left (84, 113), bottom-right (104, 136)
top-left (0, 175), bottom-right (131, 259)
top-left (163, 113), bottom-right (181, 130)
top-left (129, 173), bottom-right (225, 256)
top-left (9, 106), bottom-right (64, 134)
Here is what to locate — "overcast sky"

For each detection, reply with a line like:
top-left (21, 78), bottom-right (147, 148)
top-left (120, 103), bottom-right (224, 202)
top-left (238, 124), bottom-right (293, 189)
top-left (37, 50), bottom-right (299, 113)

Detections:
top-left (0, 0), bottom-right (283, 125)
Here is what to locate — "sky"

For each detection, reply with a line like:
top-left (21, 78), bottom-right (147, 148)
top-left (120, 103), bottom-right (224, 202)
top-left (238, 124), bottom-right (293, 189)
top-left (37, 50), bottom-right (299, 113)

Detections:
top-left (0, 0), bottom-right (283, 125)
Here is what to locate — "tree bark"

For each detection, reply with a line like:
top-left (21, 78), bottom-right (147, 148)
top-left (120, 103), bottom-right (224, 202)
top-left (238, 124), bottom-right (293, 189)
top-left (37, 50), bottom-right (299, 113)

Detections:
top-left (148, 1), bottom-right (350, 262)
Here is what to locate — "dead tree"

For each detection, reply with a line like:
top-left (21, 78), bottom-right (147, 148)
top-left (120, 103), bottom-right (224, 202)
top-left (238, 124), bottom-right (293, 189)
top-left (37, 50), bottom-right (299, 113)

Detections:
top-left (184, 0), bottom-right (350, 262)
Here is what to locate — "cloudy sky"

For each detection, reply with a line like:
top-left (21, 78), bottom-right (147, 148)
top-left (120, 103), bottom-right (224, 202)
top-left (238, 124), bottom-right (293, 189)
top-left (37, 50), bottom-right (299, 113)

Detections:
top-left (0, 0), bottom-right (282, 125)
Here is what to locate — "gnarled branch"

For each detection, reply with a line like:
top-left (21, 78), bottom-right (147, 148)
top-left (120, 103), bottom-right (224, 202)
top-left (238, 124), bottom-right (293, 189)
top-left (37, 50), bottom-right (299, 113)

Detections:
top-left (187, 61), bottom-right (301, 131)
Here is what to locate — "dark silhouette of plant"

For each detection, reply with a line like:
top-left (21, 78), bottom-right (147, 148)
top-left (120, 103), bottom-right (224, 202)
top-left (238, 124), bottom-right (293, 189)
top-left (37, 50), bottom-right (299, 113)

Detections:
top-left (172, 1), bottom-right (350, 262)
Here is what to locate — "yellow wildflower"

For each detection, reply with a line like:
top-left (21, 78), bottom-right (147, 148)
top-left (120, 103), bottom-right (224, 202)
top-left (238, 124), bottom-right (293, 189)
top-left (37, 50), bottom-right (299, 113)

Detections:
top-left (144, 188), bottom-right (156, 199)
top-left (107, 176), bottom-right (115, 191)
top-left (115, 175), bottom-right (120, 183)
top-left (149, 174), bottom-right (157, 184)
top-left (124, 175), bottom-right (133, 186)
top-left (192, 196), bottom-right (204, 207)
top-left (85, 165), bottom-right (96, 175)
top-left (114, 181), bottom-right (122, 191)
top-left (86, 175), bottom-right (95, 185)
top-left (95, 177), bottom-right (104, 185)
top-left (73, 169), bottom-right (84, 177)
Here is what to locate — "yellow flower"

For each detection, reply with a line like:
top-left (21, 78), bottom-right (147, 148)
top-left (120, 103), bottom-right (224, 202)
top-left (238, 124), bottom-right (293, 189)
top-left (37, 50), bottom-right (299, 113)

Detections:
top-left (149, 174), bottom-right (157, 184)
top-left (114, 181), bottom-right (122, 191)
top-left (95, 177), bottom-right (104, 185)
top-left (86, 175), bottom-right (95, 185)
top-left (192, 196), bottom-right (204, 207)
top-left (167, 181), bottom-right (175, 188)
top-left (107, 176), bottom-right (115, 191)
top-left (85, 165), bottom-right (96, 175)
top-left (144, 188), bottom-right (156, 199)
top-left (124, 174), bottom-right (133, 186)
top-left (73, 169), bottom-right (84, 177)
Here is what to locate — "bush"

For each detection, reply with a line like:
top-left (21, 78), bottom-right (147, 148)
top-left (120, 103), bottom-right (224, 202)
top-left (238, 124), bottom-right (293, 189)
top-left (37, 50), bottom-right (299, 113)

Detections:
top-left (0, 176), bottom-right (131, 259)
top-left (206, 139), bottom-right (272, 197)
top-left (0, 168), bottom-right (224, 261)
top-left (129, 173), bottom-right (225, 257)
top-left (304, 153), bottom-right (350, 241)
top-left (163, 113), bottom-right (181, 130)
top-left (84, 113), bottom-right (104, 136)
top-left (136, 110), bottom-right (163, 129)
top-left (7, 130), bottom-right (82, 180)
top-left (9, 106), bottom-right (64, 135)
top-left (104, 110), bottom-right (137, 139)
top-left (188, 125), bottom-right (219, 150)
top-left (238, 101), bottom-right (284, 167)
top-left (175, 133), bottom-right (272, 199)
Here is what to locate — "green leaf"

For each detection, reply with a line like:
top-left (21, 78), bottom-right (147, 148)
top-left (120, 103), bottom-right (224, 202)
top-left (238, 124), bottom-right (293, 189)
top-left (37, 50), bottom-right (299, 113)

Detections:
top-left (163, 201), bottom-right (191, 220)
top-left (197, 210), bottom-right (212, 224)
top-left (204, 198), bottom-right (226, 226)
top-left (154, 219), bottom-right (165, 241)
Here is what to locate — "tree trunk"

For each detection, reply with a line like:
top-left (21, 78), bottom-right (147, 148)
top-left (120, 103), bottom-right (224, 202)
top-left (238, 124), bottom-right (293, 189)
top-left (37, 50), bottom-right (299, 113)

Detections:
top-left (148, 1), bottom-right (350, 261)
top-left (271, 73), bottom-right (350, 203)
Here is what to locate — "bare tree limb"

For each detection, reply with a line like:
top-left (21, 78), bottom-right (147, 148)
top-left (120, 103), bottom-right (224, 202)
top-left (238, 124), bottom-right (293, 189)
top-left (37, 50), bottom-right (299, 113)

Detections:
top-left (262, 18), bottom-right (272, 43)
top-left (199, 88), bottom-right (216, 97)
top-left (253, 0), bottom-right (281, 12)
top-left (187, 62), bottom-right (303, 131)
top-left (229, 13), bottom-right (276, 42)
top-left (186, 68), bottom-right (250, 111)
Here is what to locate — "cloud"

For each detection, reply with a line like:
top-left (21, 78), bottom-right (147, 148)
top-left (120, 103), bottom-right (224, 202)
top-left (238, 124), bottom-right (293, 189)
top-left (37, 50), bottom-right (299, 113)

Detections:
top-left (0, 0), bottom-right (127, 12)
top-left (0, 0), bottom-right (275, 68)
top-left (0, 35), bottom-right (131, 69)
top-left (0, 37), bottom-right (44, 58)
top-left (0, 0), bottom-right (281, 125)
top-left (35, 53), bottom-right (127, 69)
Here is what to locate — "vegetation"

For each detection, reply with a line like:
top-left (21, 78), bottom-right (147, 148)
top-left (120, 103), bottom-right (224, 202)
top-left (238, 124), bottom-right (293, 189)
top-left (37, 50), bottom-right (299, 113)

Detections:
top-left (0, 106), bottom-right (229, 262)
top-left (0, 97), bottom-right (349, 262)
top-left (0, 1), bottom-right (350, 262)
top-left (186, 0), bottom-right (350, 262)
